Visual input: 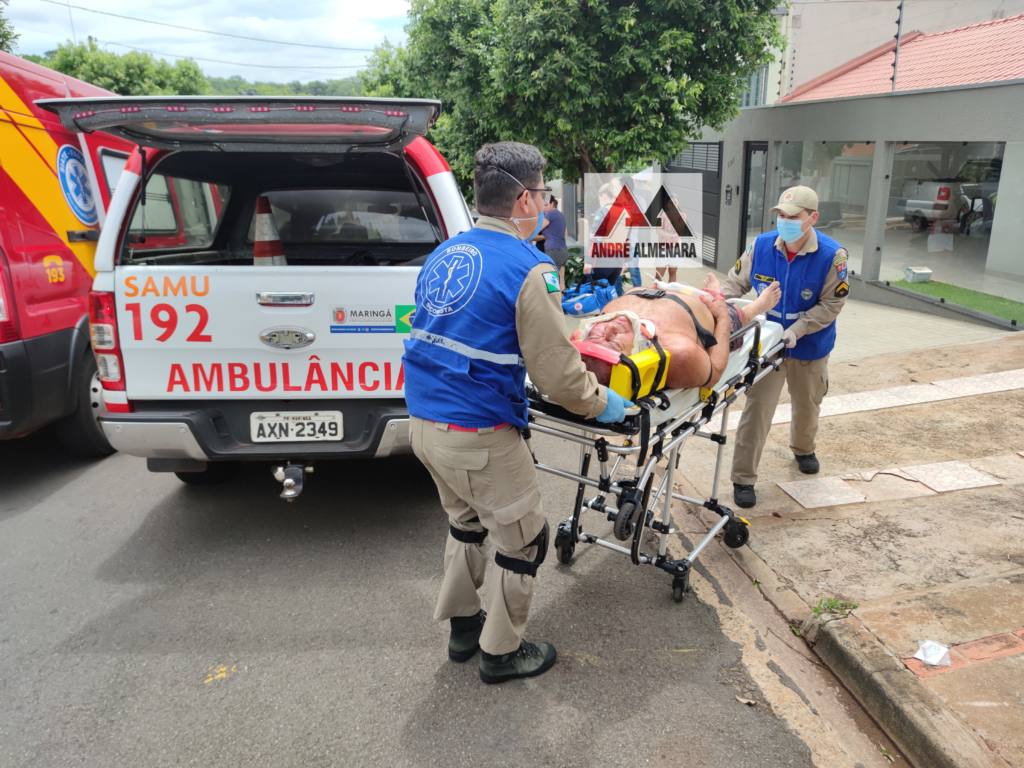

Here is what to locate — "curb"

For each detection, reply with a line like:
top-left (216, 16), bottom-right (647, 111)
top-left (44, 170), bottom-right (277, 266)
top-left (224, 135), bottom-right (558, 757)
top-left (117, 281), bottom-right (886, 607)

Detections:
top-left (673, 478), bottom-right (1014, 767)
top-left (713, 532), bottom-right (1012, 768)
top-left (809, 616), bottom-right (1012, 768)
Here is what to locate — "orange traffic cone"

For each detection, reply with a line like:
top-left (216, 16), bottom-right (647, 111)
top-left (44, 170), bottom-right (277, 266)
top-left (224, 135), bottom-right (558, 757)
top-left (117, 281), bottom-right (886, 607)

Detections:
top-left (253, 196), bottom-right (287, 266)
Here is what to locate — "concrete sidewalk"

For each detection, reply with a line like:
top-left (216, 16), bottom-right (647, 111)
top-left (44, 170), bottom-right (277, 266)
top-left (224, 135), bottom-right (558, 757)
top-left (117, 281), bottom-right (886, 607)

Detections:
top-left (673, 301), bottom-right (1022, 767)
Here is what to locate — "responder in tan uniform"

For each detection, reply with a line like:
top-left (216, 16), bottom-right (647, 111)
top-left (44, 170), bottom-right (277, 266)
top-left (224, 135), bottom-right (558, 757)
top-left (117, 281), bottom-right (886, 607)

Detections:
top-left (402, 141), bottom-right (631, 684)
top-left (719, 186), bottom-right (849, 508)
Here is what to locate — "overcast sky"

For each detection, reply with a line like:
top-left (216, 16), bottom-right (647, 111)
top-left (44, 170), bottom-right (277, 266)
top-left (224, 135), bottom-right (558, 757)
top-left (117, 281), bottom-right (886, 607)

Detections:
top-left (7, 0), bottom-right (410, 82)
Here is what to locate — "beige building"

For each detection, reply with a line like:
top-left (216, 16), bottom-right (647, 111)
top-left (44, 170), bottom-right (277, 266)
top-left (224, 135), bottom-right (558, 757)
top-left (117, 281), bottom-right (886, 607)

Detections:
top-left (743, 0), bottom-right (1024, 106)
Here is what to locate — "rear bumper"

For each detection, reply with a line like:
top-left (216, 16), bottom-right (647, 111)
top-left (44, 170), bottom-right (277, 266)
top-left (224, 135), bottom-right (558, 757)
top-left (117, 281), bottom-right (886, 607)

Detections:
top-left (0, 329), bottom-right (76, 440)
top-left (100, 398), bottom-right (412, 461)
top-left (901, 201), bottom-right (954, 220)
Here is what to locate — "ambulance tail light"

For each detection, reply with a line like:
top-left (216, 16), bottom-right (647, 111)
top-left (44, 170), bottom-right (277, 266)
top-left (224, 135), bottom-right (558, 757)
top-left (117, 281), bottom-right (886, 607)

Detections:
top-left (936, 186), bottom-right (952, 201)
top-left (0, 256), bottom-right (17, 343)
top-left (88, 291), bottom-right (128, 398)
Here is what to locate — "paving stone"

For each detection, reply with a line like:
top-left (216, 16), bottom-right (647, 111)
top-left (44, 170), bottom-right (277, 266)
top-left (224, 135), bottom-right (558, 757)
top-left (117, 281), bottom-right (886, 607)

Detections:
top-left (901, 461), bottom-right (1001, 493)
top-left (931, 368), bottom-right (1024, 397)
top-left (968, 453), bottom-right (1024, 486)
top-left (842, 469), bottom-right (937, 503)
top-left (956, 632), bottom-right (1024, 663)
top-left (776, 476), bottom-right (865, 509)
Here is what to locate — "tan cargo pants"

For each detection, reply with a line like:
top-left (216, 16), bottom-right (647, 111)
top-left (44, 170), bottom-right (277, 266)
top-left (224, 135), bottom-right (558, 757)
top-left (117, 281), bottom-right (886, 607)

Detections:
top-left (410, 417), bottom-right (546, 655)
top-left (731, 355), bottom-right (830, 486)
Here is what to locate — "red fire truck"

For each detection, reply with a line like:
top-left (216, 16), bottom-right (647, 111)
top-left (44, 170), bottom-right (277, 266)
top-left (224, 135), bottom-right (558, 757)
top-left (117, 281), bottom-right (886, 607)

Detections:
top-left (0, 51), bottom-right (135, 454)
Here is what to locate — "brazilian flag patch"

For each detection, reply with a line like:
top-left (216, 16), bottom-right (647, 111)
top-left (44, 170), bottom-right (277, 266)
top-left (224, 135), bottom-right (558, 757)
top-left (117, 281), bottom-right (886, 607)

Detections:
top-left (395, 304), bottom-right (416, 333)
top-left (543, 271), bottom-right (560, 293)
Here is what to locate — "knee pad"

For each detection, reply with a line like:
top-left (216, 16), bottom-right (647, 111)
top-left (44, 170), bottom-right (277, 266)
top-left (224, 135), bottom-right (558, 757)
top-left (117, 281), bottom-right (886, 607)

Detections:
top-left (449, 516), bottom-right (487, 544)
top-left (494, 520), bottom-right (549, 577)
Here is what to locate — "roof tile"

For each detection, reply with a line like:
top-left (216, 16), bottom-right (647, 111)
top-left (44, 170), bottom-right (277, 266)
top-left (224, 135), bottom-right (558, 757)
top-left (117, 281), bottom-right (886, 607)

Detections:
top-left (783, 13), bottom-right (1024, 102)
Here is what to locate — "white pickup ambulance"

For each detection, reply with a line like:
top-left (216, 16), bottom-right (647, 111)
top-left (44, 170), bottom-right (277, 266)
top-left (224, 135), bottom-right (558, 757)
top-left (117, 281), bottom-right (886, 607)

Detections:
top-left (38, 96), bottom-right (472, 497)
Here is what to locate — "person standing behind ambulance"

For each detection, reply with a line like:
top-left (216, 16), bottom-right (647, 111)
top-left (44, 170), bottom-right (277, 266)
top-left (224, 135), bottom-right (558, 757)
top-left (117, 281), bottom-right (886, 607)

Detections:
top-left (402, 142), bottom-right (631, 684)
top-left (719, 185), bottom-right (849, 509)
top-left (540, 196), bottom-right (569, 288)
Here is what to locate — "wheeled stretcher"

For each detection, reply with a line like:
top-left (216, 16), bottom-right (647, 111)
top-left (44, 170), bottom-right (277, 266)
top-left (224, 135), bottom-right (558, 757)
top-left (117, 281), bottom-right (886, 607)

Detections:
top-left (526, 300), bottom-right (787, 602)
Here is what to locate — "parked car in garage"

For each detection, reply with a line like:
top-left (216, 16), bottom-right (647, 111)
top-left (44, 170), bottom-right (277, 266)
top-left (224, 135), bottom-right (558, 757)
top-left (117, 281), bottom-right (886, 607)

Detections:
top-left (898, 157), bottom-right (1001, 232)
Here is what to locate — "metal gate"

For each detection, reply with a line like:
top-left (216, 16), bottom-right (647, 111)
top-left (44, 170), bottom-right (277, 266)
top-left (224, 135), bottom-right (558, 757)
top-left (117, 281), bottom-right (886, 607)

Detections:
top-left (666, 142), bottom-right (721, 266)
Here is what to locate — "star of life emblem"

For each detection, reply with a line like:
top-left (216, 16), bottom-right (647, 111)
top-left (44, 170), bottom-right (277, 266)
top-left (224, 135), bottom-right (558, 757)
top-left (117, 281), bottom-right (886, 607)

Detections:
top-left (57, 144), bottom-right (97, 226)
top-left (422, 243), bottom-right (483, 317)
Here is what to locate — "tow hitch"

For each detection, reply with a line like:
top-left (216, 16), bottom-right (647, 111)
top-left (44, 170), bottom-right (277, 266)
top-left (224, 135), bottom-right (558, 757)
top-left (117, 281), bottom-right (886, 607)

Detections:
top-left (273, 463), bottom-right (314, 501)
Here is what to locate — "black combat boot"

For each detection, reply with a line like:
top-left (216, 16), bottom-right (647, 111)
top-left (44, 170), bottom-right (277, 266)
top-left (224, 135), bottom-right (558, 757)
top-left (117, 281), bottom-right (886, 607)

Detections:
top-left (733, 483), bottom-right (756, 508)
top-left (448, 610), bottom-right (486, 662)
top-left (479, 640), bottom-right (557, 684)
top-left (795, 453), bottom-right (820, 474)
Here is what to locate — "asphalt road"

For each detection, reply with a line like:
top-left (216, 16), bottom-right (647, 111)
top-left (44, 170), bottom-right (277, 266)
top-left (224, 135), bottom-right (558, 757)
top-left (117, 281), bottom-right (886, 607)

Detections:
top-left (0, 430), bottom-right (813, 768)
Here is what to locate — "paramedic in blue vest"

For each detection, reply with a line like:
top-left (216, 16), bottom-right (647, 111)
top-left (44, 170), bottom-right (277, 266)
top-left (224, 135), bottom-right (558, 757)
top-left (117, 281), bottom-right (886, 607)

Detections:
top-left (720, 185), bottom-right (849, 509)
top-left (403, 141), bottom-right (632, 684)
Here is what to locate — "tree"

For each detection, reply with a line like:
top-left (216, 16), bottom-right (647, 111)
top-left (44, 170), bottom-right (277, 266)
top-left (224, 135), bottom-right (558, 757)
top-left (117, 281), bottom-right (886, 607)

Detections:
top-left (362, 0), bottom-right (781, 185)
top-left (28, 38), bottom-right (210, 95)
top-left (208, 74), bottom-right (361, 97)
top-left (0, 0), bottom-right (18, 53)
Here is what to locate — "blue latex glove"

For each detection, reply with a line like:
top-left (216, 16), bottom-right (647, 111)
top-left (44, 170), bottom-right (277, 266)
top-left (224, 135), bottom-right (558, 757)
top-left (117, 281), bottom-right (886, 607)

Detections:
top-left (596, 388), bottom-right (634, 423)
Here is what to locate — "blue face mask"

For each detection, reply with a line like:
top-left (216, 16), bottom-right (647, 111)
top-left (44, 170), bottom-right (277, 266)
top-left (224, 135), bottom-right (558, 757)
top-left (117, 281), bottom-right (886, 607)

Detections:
top-left (527, 209), bottom-right (545, 241)
top-left (777, 217), bottom-right (805, 244)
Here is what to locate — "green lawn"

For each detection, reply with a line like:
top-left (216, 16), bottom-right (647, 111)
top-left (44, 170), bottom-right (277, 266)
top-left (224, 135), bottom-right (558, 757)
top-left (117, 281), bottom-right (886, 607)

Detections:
top-left (892, 280), bottom-right (1024, 325)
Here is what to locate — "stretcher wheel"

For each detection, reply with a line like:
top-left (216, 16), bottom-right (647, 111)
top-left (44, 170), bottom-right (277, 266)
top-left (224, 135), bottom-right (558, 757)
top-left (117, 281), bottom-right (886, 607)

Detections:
top-left (613, 501), bottom-right (637, 541)
top-left (672, 572), bottom-right (690, 603)
top-left (723, 520), bottom-right (750, 549)
top-left (556, 542), bottom-right (575, 565)
top-left (554, 522), bottom-right (575, 565)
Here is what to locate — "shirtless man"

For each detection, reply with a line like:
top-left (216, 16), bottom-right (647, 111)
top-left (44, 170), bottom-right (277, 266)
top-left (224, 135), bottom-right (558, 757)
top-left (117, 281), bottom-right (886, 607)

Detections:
top-left (574, 276), bottom-right (781, 390)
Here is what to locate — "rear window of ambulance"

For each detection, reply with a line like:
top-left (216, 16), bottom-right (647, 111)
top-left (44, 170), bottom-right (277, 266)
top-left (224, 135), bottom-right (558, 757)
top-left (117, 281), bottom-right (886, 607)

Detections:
top-left (249, 189), bottom-right (439, 244)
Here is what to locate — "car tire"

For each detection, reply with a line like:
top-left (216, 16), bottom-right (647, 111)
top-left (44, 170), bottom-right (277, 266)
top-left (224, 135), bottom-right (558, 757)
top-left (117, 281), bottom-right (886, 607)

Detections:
top-left (913, 216), bottom-right (929, 232)
top-left (56, 353), bottom-right (115, 458)
top-left (174, 463), bottom-right (238, 485)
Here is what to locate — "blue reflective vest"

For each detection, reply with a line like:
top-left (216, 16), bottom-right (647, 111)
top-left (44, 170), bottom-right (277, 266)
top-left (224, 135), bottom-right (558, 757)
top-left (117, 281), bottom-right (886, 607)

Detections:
top-left (750, 230), bottom-right (841, 360)
top-left (402, 227), bottom-right (553, 429)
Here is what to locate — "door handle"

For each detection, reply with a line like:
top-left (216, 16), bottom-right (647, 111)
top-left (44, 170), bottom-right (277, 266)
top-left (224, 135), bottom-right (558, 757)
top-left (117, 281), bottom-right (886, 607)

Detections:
top-left (256, 292), bottom-right (314, 307)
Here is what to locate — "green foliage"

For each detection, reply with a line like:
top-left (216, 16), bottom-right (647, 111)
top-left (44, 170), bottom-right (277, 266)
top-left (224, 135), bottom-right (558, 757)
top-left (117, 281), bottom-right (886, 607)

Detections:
top-left (362, 0), bottom-right (782, 189)
top-left (359, 41), bottom-right (413, 97)
top-left (812, 597), bottom-right (859, 617)
top-left (0, 0), bottom-right (18, 54)
top-left (29, 38), bottom-right (210, 95)
top-left (208, 74), bottom-right (361, 96)
top-left (26, 38), bottom-right (361, 98)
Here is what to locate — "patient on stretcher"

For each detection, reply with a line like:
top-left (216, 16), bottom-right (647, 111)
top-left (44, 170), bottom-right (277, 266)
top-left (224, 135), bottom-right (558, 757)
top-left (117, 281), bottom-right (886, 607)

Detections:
top-left (572, 274), bottom-right (781, 391)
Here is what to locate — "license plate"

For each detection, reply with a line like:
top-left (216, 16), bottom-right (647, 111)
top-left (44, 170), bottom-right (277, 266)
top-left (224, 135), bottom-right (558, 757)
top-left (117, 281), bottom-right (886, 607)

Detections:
top-left (250, 411), bottom-right (343, 442)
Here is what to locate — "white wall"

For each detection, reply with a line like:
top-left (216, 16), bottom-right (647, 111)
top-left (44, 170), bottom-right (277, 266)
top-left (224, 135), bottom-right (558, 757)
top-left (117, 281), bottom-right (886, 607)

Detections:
top-left (985, 141), bottom-right (1024, 277)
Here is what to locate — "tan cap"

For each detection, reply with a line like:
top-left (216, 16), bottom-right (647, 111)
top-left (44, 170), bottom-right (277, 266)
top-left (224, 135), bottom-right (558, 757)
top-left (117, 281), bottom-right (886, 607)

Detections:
top-left (772, 185), bottom-right (818, 216)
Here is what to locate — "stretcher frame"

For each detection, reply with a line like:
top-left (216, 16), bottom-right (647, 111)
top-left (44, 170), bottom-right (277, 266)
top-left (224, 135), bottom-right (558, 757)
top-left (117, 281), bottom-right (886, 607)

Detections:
top-left (526, 313), bottom-right (787, 602)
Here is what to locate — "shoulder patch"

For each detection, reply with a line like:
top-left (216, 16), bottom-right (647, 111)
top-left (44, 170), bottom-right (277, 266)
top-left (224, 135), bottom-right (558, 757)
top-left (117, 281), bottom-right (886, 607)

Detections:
top-left (542, 271), bottom-right (561, 293)
top-left (834, 281), bottom-right (849, 298)
top-left (833, 250), bottom-right (849, 281)
top-left (734, 257), bottom-right (742, 274)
